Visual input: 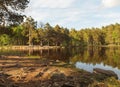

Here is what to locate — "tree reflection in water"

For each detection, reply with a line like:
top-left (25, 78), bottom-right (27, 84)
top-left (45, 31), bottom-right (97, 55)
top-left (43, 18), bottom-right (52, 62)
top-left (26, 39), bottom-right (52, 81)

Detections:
top-left (0, 47), bottom-right (120, 77)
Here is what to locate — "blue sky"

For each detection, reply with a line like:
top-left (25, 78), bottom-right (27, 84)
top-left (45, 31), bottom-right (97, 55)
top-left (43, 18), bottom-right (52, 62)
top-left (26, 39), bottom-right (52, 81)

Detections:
top-left (25, 0), bottom-right (120, 29)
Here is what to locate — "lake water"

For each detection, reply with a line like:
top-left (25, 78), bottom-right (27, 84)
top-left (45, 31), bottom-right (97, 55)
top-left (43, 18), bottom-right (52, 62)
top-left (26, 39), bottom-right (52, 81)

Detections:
top-left (0, 47), bottom-right (120, 79)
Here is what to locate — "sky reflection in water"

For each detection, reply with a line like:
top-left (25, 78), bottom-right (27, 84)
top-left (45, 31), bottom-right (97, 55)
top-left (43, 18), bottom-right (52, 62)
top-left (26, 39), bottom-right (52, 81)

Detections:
top-left (75, 62), bottom-right (120, 79)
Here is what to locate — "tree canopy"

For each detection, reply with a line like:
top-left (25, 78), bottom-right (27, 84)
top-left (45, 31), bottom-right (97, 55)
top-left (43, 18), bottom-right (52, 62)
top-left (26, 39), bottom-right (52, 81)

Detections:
top-left (0, 0), bottom-right (29, 26)
top-left (0, 21), bottom-right (120, 46)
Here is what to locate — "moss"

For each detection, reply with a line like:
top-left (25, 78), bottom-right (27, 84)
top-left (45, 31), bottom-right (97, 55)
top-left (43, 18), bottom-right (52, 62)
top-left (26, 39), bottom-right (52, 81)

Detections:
top-left (104, 77), bottom-right (120, 87)
top-left (89, 77), bottom-right (120, 87)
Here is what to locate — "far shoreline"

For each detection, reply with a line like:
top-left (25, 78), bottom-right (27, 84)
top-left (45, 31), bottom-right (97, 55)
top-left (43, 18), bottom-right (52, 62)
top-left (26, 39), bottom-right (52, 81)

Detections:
top-left (0, 45), bottom-right (120, 50)
top-left (0, 45), bottom-right (64, 50)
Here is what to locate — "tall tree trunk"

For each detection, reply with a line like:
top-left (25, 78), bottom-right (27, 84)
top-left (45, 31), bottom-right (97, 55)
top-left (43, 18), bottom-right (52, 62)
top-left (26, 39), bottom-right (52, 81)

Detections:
top-left (40, 41), bottom-right (43, 46)
top-left (48, 41), bottom-right (50, 46)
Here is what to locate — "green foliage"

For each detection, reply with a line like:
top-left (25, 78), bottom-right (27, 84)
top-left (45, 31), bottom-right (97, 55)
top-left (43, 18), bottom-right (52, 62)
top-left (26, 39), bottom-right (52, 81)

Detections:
top-left (104, 23), bottom-right (120, 45)
top-left (0, 34), bottom-right (11, 46)
top-left (0, 22), bottom-right (120, 46)
top-left (11, 25), bottom-right (25, 45)
top-left (0, 0), bottom-right (29, 25)
top-left (89, 77), bottom-right (120, 87)
top-left (22, 17), bottom-right (37, 45)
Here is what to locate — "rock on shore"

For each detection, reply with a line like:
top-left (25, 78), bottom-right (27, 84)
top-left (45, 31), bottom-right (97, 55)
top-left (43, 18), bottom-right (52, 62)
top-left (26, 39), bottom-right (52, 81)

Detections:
top-left (93, 68), bottom-right (118, 79)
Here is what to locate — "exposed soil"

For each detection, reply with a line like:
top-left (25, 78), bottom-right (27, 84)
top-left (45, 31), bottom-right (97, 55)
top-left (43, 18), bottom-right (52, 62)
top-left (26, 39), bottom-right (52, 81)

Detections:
top-left (0, 56), bottom-right (120, 87)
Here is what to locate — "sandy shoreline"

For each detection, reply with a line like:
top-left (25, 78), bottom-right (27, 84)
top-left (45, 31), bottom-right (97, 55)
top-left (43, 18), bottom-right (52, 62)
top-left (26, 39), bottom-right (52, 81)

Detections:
top-left (0, 46), bottom-right (64, 50)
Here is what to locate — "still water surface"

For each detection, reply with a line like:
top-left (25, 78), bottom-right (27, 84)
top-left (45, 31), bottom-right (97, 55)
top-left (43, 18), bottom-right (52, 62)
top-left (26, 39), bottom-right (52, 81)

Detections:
top-left (0, 47), bottom-right (120, 79)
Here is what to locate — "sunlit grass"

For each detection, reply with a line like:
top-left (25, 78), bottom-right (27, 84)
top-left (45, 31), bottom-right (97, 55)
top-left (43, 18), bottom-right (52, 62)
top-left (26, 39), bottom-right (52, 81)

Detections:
top-left (24, 55), bottom-right (41, 58)
top-left (89, 77), bottom-right (120, 87)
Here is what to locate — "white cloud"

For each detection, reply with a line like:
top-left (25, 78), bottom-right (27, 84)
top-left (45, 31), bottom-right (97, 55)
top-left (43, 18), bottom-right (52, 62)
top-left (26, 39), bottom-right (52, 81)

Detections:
top-left (25, 6), bottom-right (82, 26)
top-left (24, 0), bottom-right (76, 22)
top-left (24, 0), bottom-right (120, 29)
top-left (29, 0), bottom-right (75, 9)
top-left (25, 11), bottom-right (49, 21)
top-left (51, 11), bottom-right (81, 25)
top-left (102, 0), bottom-right (120, 8)
top-left (95, 12), bottom-right (120, 18)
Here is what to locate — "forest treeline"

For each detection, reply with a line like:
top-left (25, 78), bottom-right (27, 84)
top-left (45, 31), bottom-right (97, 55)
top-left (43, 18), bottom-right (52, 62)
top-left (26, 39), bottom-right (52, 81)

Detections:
top-left (0, 17), bottom-right (120, 46)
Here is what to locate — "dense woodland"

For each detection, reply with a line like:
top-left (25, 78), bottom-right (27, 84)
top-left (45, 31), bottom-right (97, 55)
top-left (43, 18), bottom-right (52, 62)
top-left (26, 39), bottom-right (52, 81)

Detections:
top-left (0, 0), bottom-right (120, 47)
top-left (0, 17), bottom-right (120, 46)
